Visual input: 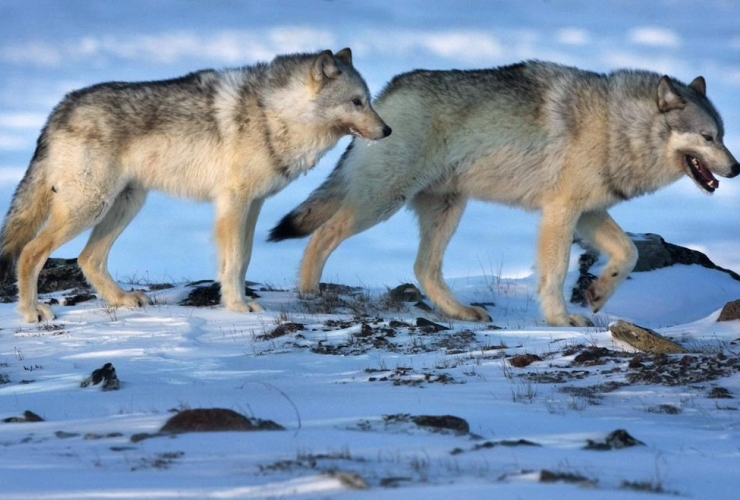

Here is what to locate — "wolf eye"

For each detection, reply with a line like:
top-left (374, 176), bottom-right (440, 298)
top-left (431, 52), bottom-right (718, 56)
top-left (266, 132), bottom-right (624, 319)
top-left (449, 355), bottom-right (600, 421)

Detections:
top-left (702, 134), bottom-right (714, 142)
top-left (351, 97), bottom-right (362, 107)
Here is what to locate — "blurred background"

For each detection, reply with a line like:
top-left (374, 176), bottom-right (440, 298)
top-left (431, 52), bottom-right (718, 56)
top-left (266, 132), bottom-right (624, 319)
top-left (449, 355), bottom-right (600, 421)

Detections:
top-left (1, 0), bottom-right (739, 287)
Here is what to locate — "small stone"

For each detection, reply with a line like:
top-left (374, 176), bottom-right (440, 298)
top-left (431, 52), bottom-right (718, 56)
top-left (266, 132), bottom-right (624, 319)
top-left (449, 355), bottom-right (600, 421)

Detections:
top-left (509, 354), bottom-right (542, 368)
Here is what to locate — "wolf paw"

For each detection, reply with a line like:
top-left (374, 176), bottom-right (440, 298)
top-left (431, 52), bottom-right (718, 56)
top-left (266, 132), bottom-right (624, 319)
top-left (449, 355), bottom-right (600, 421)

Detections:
top-left (546, 313), bottom-right (593, 327)
top-left (20, 303), bottom-right (55, 323)
top-left (111, 291), bottom-right (151, 308)
top-left (585, 281), bottom-right (611, 313)
top-left (454, 305), bottom-right (492, 322)
top-left (225, 300), bottom-right (265, 313)
top-left (568, 313), bottom-right (594, 327)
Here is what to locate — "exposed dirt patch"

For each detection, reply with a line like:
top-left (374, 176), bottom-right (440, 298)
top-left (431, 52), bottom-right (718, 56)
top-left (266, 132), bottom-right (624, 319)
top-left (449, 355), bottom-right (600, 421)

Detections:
top-left (540, 469), bottom-right (597, 487)
top-left (627, 353), bottom-right (740, 385)
top-left (256, 322), bottom-right (304, 341)
top-left (570, 347), bottom-right (630, 367)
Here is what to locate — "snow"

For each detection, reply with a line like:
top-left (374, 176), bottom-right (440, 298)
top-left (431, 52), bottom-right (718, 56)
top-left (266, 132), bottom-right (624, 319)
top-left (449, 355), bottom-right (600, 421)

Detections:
top-left (1, 261), bottom-right (739, 498)
top-left (2, 1), bottom-right (740, 497)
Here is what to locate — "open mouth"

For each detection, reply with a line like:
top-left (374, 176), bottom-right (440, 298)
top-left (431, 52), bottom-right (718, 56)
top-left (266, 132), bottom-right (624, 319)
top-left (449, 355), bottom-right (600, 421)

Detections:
top-left (685, 154), bottom-right (719, 193)
top-left (349, 127), bottom-right (378, 142)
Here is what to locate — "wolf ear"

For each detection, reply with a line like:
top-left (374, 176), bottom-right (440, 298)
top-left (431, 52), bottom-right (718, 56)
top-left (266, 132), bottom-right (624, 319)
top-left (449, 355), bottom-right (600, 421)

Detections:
top-left (657, 76), bottom-right (686, 113)
top-left (334, 47), bottom-right (353, 65)
top-left (312, 50), bottom-right (341, 85)
top-left (689, 76), bottom-right (706, 96)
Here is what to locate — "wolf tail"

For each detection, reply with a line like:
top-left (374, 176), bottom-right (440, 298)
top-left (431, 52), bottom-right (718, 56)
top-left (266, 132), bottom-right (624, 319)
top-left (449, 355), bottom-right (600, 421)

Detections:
top-left (0, 137), bottom-right (52, 281)
top-left (268, 143), bottom-right (355, 242)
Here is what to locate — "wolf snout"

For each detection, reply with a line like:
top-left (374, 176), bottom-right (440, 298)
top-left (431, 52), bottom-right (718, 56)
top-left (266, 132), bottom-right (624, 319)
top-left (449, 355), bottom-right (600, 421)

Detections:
top-left (382, 125), bottom-right (392, 138)
top-left (728, 162), bottom-right (740, 178)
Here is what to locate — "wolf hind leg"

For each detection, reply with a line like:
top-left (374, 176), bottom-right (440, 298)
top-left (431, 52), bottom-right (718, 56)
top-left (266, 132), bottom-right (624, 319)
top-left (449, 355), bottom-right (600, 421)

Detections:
top-left (78, 185), bottom-right (149, 308)
top-left (17, 187), bottom-right (118, 322)
top-left (537, 202), bottom-right (591, 327)
top-left (298, 196), bottom-right (404, 294)
top-left (575, 210), bottom-right (637, 313)
top-left (411, 192), bottom-right (489, 322)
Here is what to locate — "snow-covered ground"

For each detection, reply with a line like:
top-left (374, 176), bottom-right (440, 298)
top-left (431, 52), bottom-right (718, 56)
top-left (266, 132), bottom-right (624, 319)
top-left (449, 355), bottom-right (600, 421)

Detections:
top-left (1, 258), bottom-right (739, 499)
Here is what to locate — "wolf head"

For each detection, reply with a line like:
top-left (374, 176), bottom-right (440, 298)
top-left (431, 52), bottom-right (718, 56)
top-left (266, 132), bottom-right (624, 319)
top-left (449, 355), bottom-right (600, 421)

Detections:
top-left (658, 75), bottom-right (739, 193)
top-left (308, 48), bottom-right (391, 141)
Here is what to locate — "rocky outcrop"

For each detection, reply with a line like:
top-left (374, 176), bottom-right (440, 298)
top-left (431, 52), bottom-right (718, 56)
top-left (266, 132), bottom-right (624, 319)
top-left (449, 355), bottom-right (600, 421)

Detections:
top-left (571, 233), bottom-right (740, 305)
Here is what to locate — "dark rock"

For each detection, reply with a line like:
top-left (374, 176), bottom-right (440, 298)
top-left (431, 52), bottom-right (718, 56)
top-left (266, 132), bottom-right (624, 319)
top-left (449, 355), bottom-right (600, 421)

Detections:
top-left (55, 431), bottom-right (79, 439)
top-left (718, 299), bottom-right (740, 322)
top-left (180, 282), bottom-right (259, 307)
top-left (571, 233), bottom-right (740, 305)
top-left (0, 257), bottom-right (90, 303)
top-left (64, 291), bottom-right (96, 306)
top-left (631, 233), bottom-right (739, 279)
top-left (80, 363), bottom-right (120, 391)
top-left (3, 410), bottom-right (44, 423)
top-left (414, 301), bottom-right (433, 312)
top-left (584, 429), bottom-right (645, 450)
top-left (708, 387), bottom-right (733, 399)
top-left (415, 317), bottom-right (449, 332)
top-left (411, 415), bottom-right (470, 435)
top-left (388, 283), bottom-right (423, 303)
top-left (509, 353), bottom-right (542, 368)
top-left (256, 322), bottom-right (304, 340)
top-left (160, 408), bottom-right (285, 434)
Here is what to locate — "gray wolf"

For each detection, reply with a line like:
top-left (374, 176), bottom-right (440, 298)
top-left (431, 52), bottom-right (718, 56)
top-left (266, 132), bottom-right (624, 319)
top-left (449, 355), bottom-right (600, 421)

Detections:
top-left (270, 61), bottom-right (738, 326)
top-left (0, 48), bottom-right (391, 323)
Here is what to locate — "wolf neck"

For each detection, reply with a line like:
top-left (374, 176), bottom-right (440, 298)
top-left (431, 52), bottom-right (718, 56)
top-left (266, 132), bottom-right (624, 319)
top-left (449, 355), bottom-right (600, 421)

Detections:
top-left (605, 75), bottom-right (681, 200)
top-left (260, 82), bottom-right (340, 178)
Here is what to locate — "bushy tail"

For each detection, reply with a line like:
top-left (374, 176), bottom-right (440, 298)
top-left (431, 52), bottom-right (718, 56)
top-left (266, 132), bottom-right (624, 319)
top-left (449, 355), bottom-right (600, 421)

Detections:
top-left (268, 143), bottom-right (355, 242)
top-left (0, 143), bottom-right (52, 281)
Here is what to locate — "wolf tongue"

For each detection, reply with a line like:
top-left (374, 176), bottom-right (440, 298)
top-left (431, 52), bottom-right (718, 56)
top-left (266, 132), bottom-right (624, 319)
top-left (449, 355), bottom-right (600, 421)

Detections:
top-left (699, 164), bottom-right (719, 188)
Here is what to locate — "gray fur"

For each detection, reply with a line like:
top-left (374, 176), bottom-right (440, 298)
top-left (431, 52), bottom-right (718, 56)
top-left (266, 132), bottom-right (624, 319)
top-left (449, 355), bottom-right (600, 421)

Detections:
top-left (272, 60), bottom-right (738, 326)
top-left (0, 49), bottom-right (390, 322)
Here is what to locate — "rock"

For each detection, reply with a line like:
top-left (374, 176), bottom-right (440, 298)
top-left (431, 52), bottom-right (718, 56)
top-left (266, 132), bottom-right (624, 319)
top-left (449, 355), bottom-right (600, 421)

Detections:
top-left (571, 233), bottom-right (740, 305)
top-left (609, 320), bottom-right (687, 354)
top-left (509, 353), bottom-right (542, 368)
top-left (415, 317), bottom-right (449, 332)
top-left (180, 282), bottom-right (259, 307)
top-left (708, 387), bottom-right (733, 399)
top-left (718, 299), bottom-right (740, 322)
top-left (3, 410), bottom-right (44, 423)
top-left (411, 415), bottom-right (469, 435)
top-left (160, 408), bottom-right (285, 434)
top-left (584, 429), bottom-right (645, 450)
top-left (64, 291), bottom-right (96, 306)
top-left (631, 233), bottom-right (740, 278)
top-left (388, 283), bottom-right (423, 303)
top-left (0, 257), bottom-right (90, 303)
top-left (80, 363), bottom-right (120, 391)
top-left (414, 301), bottom-right (433, 312)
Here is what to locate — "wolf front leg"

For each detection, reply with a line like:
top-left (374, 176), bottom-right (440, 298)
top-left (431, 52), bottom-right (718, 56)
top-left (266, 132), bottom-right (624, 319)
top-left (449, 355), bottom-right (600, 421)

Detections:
top-left (537, 203), bottom-right (591, 326)
top-left (214, 194), bottom-right (264, 313)
top-left (575, 210), bottom-right (637, 312)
